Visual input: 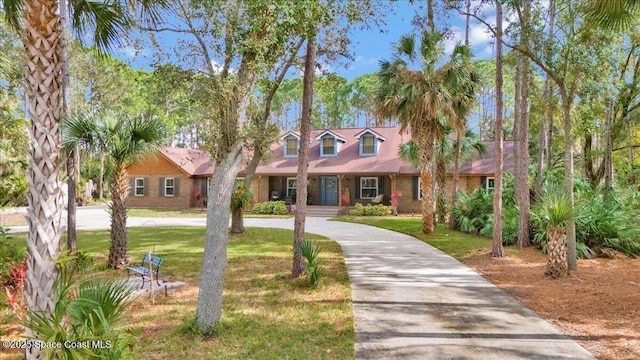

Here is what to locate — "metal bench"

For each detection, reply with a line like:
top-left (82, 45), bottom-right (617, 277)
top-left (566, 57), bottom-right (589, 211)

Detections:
top-left (127, 253), bottom-right (163, 289)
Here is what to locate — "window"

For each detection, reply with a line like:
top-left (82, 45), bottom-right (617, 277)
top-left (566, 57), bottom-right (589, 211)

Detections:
top-left (418, 178), bottom-right (422, 200)
top-left (321, 137), bottom-right (336, 156)
top-left (360, 177), bottom-right (378, 199)
top-left (361, 135), bottom-right (376, 155)
top-left (135, 178), bottom-right (144, 196)
top-left (486, 177), bottom-right (495, 191)
top-left (285, 137), bottom-right (298, 157)
top-left (165, 178), bottom-right (175, 196)
top-left (287, 177), bottom-right (297, 198)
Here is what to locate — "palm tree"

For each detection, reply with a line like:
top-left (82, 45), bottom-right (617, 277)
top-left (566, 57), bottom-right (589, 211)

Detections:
top-left (3, 2), bottom-right (160, 356)
top-left (63, 113), bottom-right (164, 269)
top-left (376, 31), bottom-right (479, 235)
top-left (530, 192), bottom-right (574, 278)
top-left (398, 129), bottom-right (486, 224)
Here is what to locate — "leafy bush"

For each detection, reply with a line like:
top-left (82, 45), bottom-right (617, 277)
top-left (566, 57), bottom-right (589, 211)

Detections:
top-left (0, 174), bottom-right (28, 206)
top-left (300, 239), bottom-right (323, 288)
top-left (25, 259), bottom-right (135, 360)
top-left (230, 186), bottom-right (253, 211)
top-left (69, 251), bottom-right (96, 274)
top-left (251, 201), bottom-right (288, 215)
top-left (348, 203), bottom-right (393, 216)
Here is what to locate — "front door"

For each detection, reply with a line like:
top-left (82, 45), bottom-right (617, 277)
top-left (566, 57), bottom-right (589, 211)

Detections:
top-left (319, 176), bottom-right (338, 205)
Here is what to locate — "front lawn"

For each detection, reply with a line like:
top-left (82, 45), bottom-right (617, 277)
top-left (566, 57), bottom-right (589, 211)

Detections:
top-left (331, 216), bottom-right (491, 261)
top-left (3, 227), bottom-right (353, 359)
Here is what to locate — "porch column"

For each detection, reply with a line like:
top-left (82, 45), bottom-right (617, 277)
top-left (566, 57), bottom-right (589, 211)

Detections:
top-left (257, 175), bottom-right (262, 203)
top-left (338, 175), bottom-right (344, 208)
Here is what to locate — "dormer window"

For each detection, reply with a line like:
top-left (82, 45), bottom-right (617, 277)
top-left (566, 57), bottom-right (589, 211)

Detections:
top-left (322, 137), bottom-right (336, 156)
top-left (283, 133), bottom-right (300, 158)
top-left (361, 135), bottom-right (375, 155)
top-left (316, 131), bottom-right (345, 157)
top-left (356, 129), bottom-right (385, 156)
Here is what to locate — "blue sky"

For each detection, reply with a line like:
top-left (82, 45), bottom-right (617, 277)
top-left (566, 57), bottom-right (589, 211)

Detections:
top-left (114, 1), bottom-right (498, 81)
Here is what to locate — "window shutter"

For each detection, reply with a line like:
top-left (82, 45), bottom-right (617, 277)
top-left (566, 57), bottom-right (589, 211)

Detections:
top-left (129, 177), bottom-right (134, 196)
top-left (144, 177), bottom-right (149, 196)
top-left (159, 177), bottom-right (165, 196)
top-left (201, 178), bottom-right (208, 195)
top-left (378, 176), bottom-right (384, 195)
top-left (413, 176), bottom-right (419, 200)
top-left (480, 176), bottom-right (487, 190)
top-left (281, 177), bottom-right (287, 196)
top-left (174, 177), bottom-right (180, 196)
top-left (355, 176), bottom-right (360, 199)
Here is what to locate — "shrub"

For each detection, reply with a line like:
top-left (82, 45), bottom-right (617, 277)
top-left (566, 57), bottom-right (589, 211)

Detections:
top-left (0, 175), bottom-right (28, 207)
top-left (25, 259), bottom-right (135, 359)
top-left (230, 186), bottom-right (253, 211)
top-left (69, 251), bottom-right (96, 274)
top-left (300, 239), bottom-right (322, 287)
top-left (348, 203), bottom-right (393, 216)
top-left (251, 201), bottom-right (288, 215)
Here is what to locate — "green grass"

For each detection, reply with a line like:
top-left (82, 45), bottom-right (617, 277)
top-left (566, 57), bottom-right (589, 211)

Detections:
top-left (127, 207), bottom-right (293, 219)
top-left (3, 227), bottom-right (353, 359)
top-left (331, 216), bottom-right (492, 261)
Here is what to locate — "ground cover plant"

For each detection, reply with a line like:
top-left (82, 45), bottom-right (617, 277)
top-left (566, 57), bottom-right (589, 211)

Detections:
top-left (450, 175), bottom-right (640, 257)
top-left (2, 227), bottom-right (353, 359)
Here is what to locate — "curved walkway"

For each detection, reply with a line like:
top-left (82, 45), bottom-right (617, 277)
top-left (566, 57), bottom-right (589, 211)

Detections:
top-left (10, 208), bottom-right (593, 359)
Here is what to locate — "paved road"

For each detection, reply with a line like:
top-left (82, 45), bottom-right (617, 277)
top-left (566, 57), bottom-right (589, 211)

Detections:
top-left (11, 206), bottom-right (594, 359)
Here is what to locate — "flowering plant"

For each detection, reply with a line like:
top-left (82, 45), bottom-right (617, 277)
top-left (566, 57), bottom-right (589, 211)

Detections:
top-left (340, 194), bottom-right (351, 206)
top-left (390, 191), bottom-right (402, 207)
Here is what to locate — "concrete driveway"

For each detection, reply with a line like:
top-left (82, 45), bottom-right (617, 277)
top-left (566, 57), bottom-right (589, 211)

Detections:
top-left (11, 206), bottom-right (594, 359)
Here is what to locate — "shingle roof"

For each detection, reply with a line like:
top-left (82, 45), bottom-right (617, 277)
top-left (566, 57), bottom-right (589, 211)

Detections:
top-left (397, 140), bottom-right (515, 175)
top-left (255, 127), bottom-right (411, 175)
top-left (156, 129), bottom-right (514, 177)
top-left (158, 147), bottom-right (213, 176)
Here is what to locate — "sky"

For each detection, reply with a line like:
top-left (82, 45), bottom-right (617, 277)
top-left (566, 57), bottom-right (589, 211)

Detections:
top-left (113, 1), bottom-right (499, 82)
top-left (339, 1), bottom-right (498, 80)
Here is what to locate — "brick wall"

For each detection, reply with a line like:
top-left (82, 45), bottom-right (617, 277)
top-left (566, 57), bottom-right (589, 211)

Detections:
top-left (127, 156), bottom-right (195, 208)
top-left (395, 175), bottom-right (483, 214)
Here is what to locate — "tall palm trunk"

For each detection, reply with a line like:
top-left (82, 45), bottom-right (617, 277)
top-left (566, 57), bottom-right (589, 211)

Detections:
top-left (436, 159), bottom-right (447, 223)
top-left (21, 0), bottom-right (64, 358)
top-left (449, 130), bottom-right (463, 230)
top-left (108, 163), bottom-right (129, 269)
top-left (417, 132), bottom-right (436, 235)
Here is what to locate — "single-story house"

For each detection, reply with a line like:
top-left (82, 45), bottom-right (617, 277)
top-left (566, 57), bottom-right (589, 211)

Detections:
top-left (127, 126), bottom-right (514, 213)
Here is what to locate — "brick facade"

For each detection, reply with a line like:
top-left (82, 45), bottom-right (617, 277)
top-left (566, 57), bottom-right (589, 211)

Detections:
top-left (127, 155), bottom-right (198, 208)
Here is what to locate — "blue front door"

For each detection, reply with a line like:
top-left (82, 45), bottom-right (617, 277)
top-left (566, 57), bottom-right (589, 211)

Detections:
top-left (319, 176), bottom-right (338, 205)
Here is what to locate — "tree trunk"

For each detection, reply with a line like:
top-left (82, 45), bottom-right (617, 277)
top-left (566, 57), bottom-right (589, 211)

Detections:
top-left (515, 0), bottom-right (531, 249)
top-left (230, 207), bottom-right (244, 234)
top-left (98, 153), bottom-right (105, 199)
top-left (22, 1), bottom-right (64, 358)
top-left (293, 35), bottom-right (316, 278)
top-left (59, 0), bottom-right (76, 253)
top-left (196, 143), bottom-right (244, 333)
top-left (603, 98), bottom-right (614, 198)
top-left (492, 0), bottom-right (505, 258)
top-left (427, 0), bottom-right (435, 32)
top-left (537, 0), bottom-right (556, 199)
top-left (561, 100), bottom-right (577, 271)
top-left (629, 120), bottom-right (636, 184)
top-left (464, 0), bottom-right (471, 47)
top-left (417, 131), bottom-right (436, 236)
top-left (546, 226), bottom-right (568, 278)
top-left (448, 129), bottom-right (463, 230)
top-left (108, 164), bottom-right (129, 269)
top-left (436, 159), bottom-right (447, 223)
